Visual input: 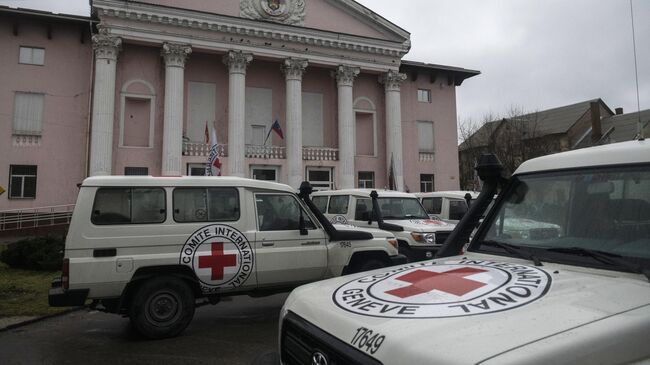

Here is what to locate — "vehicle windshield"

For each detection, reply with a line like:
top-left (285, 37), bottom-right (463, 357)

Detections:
top-left (477, 164), bottom-right (650, 271)
top-left (378, 197), bottom-right (429, 219)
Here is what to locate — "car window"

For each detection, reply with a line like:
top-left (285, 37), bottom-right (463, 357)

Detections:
top-left (312, 196), bottom-right (328, 213)
top-left (421, 197), bottom-right (442, 215)
top-left (355, 198), bottom-right (373, 220)
top-left (328, 195), bottom-right (349, 214)
top-left (173, 187), bottom-right (239, 222)
top-left (256, 194), bottom-right (316, 231)
top-left (449, 199), bottom-right (469, 220)
top-left (379, 197), bottom-right (429, 219)
top-left (92, 188), bottom-right (166, 225)
top-left (482, 165), bottom-right (650, 261)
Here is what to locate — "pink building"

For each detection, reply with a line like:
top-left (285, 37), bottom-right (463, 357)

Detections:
top-left (0, 1), bottom-right (479, 212)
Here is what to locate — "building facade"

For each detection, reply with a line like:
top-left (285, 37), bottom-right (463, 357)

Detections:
top-left (1, 0), bottom-right (479, 211)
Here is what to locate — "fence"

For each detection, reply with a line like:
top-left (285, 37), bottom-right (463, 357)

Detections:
top-left (0, 204), bottom-right (75, 231)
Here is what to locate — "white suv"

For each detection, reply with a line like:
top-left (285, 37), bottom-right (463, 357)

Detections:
top-left (311, 189), bottom-right (455, 261)
top-left (48, 177), bottom-right (405, 339)
top-left (416, 191), bottom-right (478, 223)
top-left (279, 140), bottom-right (650, 364)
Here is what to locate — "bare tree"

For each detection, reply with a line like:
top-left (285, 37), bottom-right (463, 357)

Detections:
top-left (458, 106), bottom-right (557, 190)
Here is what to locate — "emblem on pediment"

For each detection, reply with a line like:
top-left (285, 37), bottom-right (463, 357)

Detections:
top-left (240, 0), bottom-right (306, 26)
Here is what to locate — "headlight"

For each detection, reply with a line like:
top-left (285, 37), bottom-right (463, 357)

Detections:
top-left (411, 232), bottom-right (436, 244)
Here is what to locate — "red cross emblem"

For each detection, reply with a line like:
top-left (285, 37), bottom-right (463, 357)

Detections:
top-left (385, 267), bottom-right (487, 298)
top-left (198, 242), bottom-right (237, 280)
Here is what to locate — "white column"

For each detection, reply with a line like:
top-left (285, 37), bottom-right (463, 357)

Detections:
top-left (89, 28), bottom-right (121, 176)
top-left (161, 43), bottom-right (192, 176)
top-left (380, 70), bottom-right (407, 191)
top-left (283, 58), bottom-right (308, 189)
top-left (335, 65), bottom-right (360, 189)
top-left (223, 51), bottom-right (253, 177)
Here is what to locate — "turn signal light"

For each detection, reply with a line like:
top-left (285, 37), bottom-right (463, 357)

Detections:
top-left (387, 239), bottom-right (398, 249)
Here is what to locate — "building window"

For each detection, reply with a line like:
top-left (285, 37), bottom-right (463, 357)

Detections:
top-left (417, 121), bottom-right (435, 153)
top-left (18, 46), bottom-right (45, 65)
top-left (13, 92), bottom-right (44, 136)
top-left (187, 163), bottom-right (206, 176)
top-left (417, 89), bottom-right (431, 103)
top-left (9, 165), bottom-right (37, 199)
top-left (420, 174), bottom-right (435, 192)
top-left (124, 167), bottom-right (148, 176)
top-left (306, 167), bottom-right (333, 190)
top-left (358, 171), bottom-right (375, 188)
top-left (251, 166), bottom-right (278, 181)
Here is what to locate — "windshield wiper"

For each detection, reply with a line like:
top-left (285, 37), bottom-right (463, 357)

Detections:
top-left (481, 240), bottom-right (543, 266)
top-left (546, 247), bottom-right (650, 282)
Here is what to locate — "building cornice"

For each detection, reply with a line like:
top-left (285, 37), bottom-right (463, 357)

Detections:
top-left (92, 0), bottom-right (410, 58)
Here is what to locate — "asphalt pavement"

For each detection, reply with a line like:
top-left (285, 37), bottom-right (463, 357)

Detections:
top-left (0, 293), bottom-right (289, 365)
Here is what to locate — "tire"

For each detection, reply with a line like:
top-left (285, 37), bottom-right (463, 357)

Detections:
top-left (352, 258), bottom-right (387, 274)
top-left (129, 276), bottom-right (195, 339)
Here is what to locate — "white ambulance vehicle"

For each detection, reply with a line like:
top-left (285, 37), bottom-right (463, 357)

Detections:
top-left (279, 140), bottom-right (650, 365)
top-left (311, 189), bottom-right (455, 261)
top-left (48, 177), bottom-right (405, 339)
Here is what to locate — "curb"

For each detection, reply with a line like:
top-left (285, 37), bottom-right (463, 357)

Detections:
top-left (0, 307), bottom-right (86, 333)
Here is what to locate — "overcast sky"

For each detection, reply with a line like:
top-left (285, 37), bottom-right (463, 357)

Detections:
top-left (2, 0), bottom-right (648, 126)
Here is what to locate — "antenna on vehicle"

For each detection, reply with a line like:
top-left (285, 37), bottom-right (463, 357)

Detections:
top-left (630, 0), bottom-right (644, 140)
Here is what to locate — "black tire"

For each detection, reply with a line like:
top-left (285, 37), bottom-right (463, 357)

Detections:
top-left (129, 276), bottom-right (195, 339)
top-left (352, 258), bottom-right (387, 273)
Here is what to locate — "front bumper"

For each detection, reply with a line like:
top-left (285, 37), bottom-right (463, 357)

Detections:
top-left (389, 254), bottom-right (408, 266)
top-left (48, 278), bottom-right (88, 307)
top-left (408, 245), bottom-right (440, 260)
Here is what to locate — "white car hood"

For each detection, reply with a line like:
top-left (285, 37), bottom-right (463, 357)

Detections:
top-left (332, 223), bottom-right (394, 239)
top-left (384, 218), bottom-right (454, 232)
top-left (282, 252), bottom-right (650, 364)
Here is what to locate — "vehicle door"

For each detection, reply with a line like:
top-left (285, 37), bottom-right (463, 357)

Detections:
top-left (351, 197), bottom-right (376, 229)
top-left (253, 192), bottom-right (327, 286)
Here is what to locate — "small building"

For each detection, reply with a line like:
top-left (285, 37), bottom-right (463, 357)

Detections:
top-left (459, 98), bottom-right (649, 190)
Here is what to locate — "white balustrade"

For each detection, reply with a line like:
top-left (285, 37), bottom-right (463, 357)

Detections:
top-left (245, 145), bottom-right (286, 159)
top-left (183, 142), bottom-right (228, 157)
top-left (302, 147), bottom-right (339, 161)
top-left (419, 152), bottom-right (435, 162)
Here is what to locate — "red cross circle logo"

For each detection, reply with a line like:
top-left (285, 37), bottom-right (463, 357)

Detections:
top-left (198, 242), bottom-right (237, 280)
top-left (385, 267), bottom-right (487, 298)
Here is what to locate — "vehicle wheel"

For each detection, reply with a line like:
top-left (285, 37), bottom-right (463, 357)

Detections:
top-left (353, 258), bottom-right (386, 273)
top-left (129, 276), bottom-right (195, 339)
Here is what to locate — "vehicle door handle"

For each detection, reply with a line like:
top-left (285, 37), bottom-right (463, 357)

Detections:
top-left (301, 241), bottom-right (320, 246)
top-left (262, 242), bottom-right (275, 247)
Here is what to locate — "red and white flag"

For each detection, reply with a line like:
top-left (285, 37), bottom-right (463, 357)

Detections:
top-left (205, 125), bottom-right (222, 176)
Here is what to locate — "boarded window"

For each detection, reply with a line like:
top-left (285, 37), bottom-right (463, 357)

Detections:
top-left (13, 92), bottom-right (44, 135)
top-left (417, 121), bottom-right (435, 152)
top-left (123, 98), bottom-right (151, 147)
top-left (355, 113), bottom-right (374, 156)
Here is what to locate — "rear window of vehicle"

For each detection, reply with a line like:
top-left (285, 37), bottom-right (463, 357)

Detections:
top-left (312, 196), bottom-right (328, 213)
top-left (173, 187), bottom-right (239, 222)
top-left (328, 195), bottom-right (349, 214)
top-left (92, 188), bottom-right (166, 225)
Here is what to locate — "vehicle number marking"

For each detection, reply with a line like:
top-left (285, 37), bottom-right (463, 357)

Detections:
top-left (350, 327), bottom-right (385, 354)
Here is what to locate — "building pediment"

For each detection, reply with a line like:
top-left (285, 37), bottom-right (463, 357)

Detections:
top-left (92, 0), bottom-right (410, 71)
